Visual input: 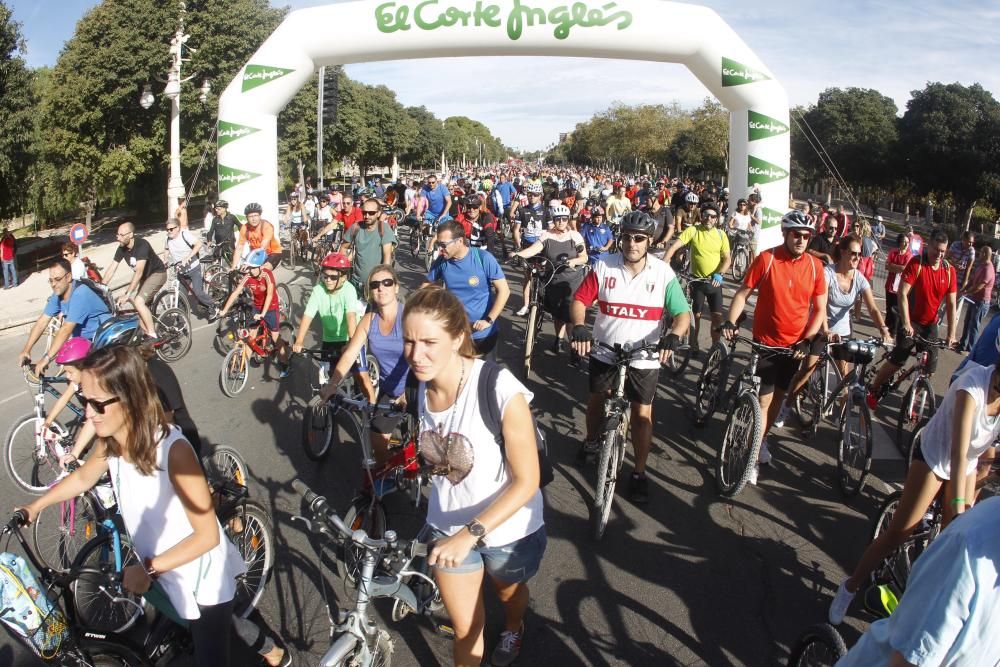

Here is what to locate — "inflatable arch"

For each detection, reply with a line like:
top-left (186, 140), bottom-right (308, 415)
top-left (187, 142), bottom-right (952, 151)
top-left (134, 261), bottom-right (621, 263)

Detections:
top-left (218, 0), bottom-right (790, 249)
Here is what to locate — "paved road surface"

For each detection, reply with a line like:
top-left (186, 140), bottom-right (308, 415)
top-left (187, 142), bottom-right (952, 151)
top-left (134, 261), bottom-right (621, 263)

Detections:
top-left (0, 248), bottom-right (965, 666)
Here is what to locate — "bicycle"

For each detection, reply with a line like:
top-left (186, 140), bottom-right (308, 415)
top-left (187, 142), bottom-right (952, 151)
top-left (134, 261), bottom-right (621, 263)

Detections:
top-left (887, 335), bottom-right (950, 461)
top-left (786, 622), bottom-right (848, 666)
top-left (662, 272), bottom-right (713, 377)
top-left (510, 255), bottom-right (570, 378)
top-left (150, 262), bottom-right (193, 318)
top-left (691, 329), bottom-right (796, 496)
top-left (295, 348), bottom-right (381, 428)
top-left (291, 480), bottom-right (450, 667)
top-left (728, 229), bottom-right (753, 282)
top-left (793, 338), bottom-right (888, 496)
top-left (219, 314), bottom-right (294, 397)
top-left (587, 341), bottom-right (659, 540)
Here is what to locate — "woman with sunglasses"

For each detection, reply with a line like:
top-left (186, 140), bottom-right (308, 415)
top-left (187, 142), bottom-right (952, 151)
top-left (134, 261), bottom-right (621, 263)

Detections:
top-left (403, 286), bottom-right (545, 667)
top-left (17, 346), bottom-right (248, 665)
top-left (320, 264), bottom-right (407, 467)
top-left (61, 242), bottom-right (88, 281)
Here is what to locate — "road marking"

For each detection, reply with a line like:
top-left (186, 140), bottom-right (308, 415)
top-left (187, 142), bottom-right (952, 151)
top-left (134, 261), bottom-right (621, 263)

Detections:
top-left (0, 390), bottom-right (28, 406)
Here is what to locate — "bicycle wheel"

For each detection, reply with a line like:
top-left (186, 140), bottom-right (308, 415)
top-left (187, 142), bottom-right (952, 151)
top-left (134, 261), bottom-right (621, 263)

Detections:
top-left (207, 270), bottom-right (232, 304)
top-left (71, 533), bottom-right (143, 634)
top-left (870, 491), bottom-right (911, 593)
top-left (691, 342), bottom-right (727, 425)
top-left (76, 637), bottom-right (151, 666)
top-left (408, 224), bottom-right (420, 258)
top-left (664, 325), bottom-right (693, 377)
top-left (366, 352), bottom-right (381, 396)
top-left (592, 419), bottom-right (625, 541)
top-left (895, 378), bottom-right (935, 460)
top-left (338, 496), bottom-right (388, 585)
top-left (302, 396), bottom-right (335, 461)
top-left (786, 622), bottom-right (847, 666)
top-left (838, 392), bottom-right (873, 496)
top-left (794, 360), bottom-right (826, 431)
top-left (277, 283), bottom-right (294, 327)
top-left (202, 445), bottom-right (249, 488)
top-left (523, 304), bottom-right (539, 378)
top-left (730, 247), bottom-right (749, 282)
top-left (153, 307), bottom-right (192, 363)
top-left (32, 492), bottom-right (100, 570)
top-left (152, 288), bottom-right (191, 319)
top-left (220, 345), bottom-right (249, 397)
top-left (223, 500), bottom-right (274, 618)
top-left (716, 392), bottom-right (763, 497)
top-left (4, 414), bottom-right (69, 494)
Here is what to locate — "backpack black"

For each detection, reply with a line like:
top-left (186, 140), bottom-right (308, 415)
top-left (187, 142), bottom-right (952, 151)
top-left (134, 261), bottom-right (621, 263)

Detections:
top-left (75, 277), bottom-right (115, 314)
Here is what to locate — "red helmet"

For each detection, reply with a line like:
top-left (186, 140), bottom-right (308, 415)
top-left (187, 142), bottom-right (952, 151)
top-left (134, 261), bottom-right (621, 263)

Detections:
top-left (320, 252), bottom-right (351, 270)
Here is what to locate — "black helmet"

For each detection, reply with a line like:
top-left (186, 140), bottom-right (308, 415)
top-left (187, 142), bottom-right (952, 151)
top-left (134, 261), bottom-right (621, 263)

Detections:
top-left (244, 202), bottom-right (262, 215)
top-left (463, 193), bottom-right (483, 208)
top-left (700, 203), bottom-right (720, 218)
top-left (620, 211), bottom-right (656, 236)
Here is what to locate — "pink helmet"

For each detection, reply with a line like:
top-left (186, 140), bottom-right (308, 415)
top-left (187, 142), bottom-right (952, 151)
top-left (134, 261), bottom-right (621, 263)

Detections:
top-left (55, 337), bottom-right (92, 365)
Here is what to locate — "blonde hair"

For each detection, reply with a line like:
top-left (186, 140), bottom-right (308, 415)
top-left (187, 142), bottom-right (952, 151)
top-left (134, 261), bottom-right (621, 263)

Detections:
top-left (404, 286), bottom-right (476, 358)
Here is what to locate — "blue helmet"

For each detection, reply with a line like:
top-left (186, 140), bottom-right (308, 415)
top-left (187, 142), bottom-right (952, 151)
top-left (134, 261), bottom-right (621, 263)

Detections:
top-left (243, 248), bottom-right (268, 268)
top-left (91, 314), bottom-right (141, 349)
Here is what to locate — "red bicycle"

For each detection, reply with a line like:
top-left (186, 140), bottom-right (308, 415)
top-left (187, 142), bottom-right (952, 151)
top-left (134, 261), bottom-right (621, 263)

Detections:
top-left (219, 307), bottom-right (292, 397)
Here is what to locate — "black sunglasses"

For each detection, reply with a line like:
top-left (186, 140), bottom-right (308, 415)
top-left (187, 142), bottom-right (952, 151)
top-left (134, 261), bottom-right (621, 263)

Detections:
top-left (368, 278), bottom-right (396, 290)
top-left (80, 395), bottom-right (121, 415)
top-left (621, 233), bottom-right (649, 243)
top-left (322, 272), bottom-right (344, 281)
top-left (363, 210), bottom-right (379, 216)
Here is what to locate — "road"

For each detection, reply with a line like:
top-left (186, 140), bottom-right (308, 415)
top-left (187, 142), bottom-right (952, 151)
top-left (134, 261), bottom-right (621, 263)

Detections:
top-left (0, 246), bottom-right (965, 666)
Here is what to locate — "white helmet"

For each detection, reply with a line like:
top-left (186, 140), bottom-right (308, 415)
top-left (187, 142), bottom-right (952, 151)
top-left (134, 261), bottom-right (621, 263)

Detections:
top-left (550, 204), bottom-right (571, 218)
top-left (685, 192), bottom-right (700, 204)
top-left (526, 183), bottom-right (544, 195)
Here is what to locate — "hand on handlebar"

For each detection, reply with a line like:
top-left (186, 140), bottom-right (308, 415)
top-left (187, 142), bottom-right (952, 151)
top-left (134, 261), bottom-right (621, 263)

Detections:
top-left (658, 332), bottom-right (679, 365)
top-left (721, 320), bottom-right (738, 341)
top-left (34, 358), bottom-right (48, 378)
top-left (59, 453), bottom-right (78, 471)
top-left (17, 352), bottom-right (30, 367)
top-left (427, 530), bottom-right (477, 570)
top-left (792, 339), bottom-right (811, 360)
top-left (571, 324), bottom-right (592, 358)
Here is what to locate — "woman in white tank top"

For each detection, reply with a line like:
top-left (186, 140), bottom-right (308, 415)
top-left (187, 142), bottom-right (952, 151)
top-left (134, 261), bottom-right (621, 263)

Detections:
top-left (20, 346), bottom-right (245, 665)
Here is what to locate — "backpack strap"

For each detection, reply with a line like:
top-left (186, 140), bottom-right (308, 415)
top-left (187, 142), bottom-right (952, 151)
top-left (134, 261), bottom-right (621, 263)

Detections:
top-left (477, 359), bottom-right (505, 453)
top-left (180, 229), bottom-right (195, 250)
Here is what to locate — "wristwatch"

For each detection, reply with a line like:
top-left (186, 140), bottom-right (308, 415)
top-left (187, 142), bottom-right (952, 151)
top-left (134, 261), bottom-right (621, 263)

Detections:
top-left (143, 557), bottom-right (160, 581)
top-left (465, 519), bottom-right (487, 547)
top-left (483, 316), bottom-right (493, 324)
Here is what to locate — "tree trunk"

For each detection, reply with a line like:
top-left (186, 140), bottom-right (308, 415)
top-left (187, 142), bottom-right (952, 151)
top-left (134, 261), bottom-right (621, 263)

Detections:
top-left (297, 160), bottom-right (305, 197)
top-left (963, 200), bottom-right (977, 232)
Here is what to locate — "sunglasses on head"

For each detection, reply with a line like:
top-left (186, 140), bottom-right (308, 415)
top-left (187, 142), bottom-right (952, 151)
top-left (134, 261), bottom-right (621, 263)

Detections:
top-left (621, 233), bottom-right (649, 244)
top-left (369, 278), bottom-right (396, 291)
top-left (80, 395), bottom-right (121, 415)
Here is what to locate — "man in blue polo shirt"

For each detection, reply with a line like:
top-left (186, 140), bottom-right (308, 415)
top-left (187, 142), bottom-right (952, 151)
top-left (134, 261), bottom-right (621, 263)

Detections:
top-left (495, 173), bottom-right (518, 220)
top-left (425, 220), bottom-right (510, 360)
top-left (18, 258), bottom-right (111, 375)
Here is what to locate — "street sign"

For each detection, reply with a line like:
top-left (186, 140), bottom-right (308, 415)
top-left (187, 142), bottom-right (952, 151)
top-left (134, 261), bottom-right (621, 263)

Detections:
top-left (69, 223), bottom-right (88, 245)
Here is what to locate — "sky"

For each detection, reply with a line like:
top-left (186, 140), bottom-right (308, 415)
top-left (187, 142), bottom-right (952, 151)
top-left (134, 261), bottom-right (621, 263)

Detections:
top-left (9, 0), bottom-right (1000, 151)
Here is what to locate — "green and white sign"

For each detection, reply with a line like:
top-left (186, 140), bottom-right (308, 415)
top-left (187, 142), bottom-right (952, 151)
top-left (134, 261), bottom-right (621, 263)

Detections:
top-left (217, 121), bottom-right (261, 147)
top-left (748, 155), bottom-right (788, 185)
top-left (242, 64), bottom-right (295, 93)
top-left (722, 57), bottom-right (771, 87)
top-left (374, 0), bottom-right (633, 41)
top-left (748, 110), bottom-right (788, 142)
top-left (759, 207), bottom-right (783, 230)
top-left (218, 164), bottom-right (262, 192)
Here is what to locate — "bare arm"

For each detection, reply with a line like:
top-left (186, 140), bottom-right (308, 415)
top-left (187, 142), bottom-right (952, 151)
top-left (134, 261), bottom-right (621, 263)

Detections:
top-left (323, 312), bottom-right (373, 396)
top-left (513, 240), bottom-right (544, 259)
top-left (292, 313), bottom-right (314, 352)
top-left (22, 442), bottom-right (111, 522)
top-left (19, 314), bottom-right (53, 363)
top-left (487, 279), bottom-right (510, 322)
top-left (381, 242), bottom-right (393, 265)
top-left (101, 259), bottom-right (120, 286)
top-left (725, 285), bottom-right (753, 328)
top-left (861, 287), bottom-right (891, 340)
top-left (947, 391), bottom-right (976, 524)
top-left (802, 292), bottom-right (828, 341)
top-left (218, 274), bottom-right (249, 316)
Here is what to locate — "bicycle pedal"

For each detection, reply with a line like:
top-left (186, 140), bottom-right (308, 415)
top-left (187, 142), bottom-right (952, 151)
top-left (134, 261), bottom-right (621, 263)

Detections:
top-left (434, 622), bottom-right (456, 638)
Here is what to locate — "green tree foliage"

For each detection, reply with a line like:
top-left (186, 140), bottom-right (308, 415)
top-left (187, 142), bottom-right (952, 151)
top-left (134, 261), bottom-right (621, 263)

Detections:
top-left (442, 116), bottom-right (506, 165)
top-left (277, 75), bottom-right (317, 189)
top-left (0, 0), bottom-right (35, 219)
top-left (401, 105), bottom-right (446, 168)
top-left (669, 99), bottom-right (729, 177)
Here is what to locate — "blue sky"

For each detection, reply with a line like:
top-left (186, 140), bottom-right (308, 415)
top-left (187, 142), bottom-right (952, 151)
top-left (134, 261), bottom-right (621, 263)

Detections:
top-left (9, 0), bottom-right (1000, 150)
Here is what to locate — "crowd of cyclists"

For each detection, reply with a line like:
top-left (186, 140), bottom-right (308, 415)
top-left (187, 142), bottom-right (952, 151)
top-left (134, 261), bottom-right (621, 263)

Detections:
top-left (6, 162), bottom-right (1000, 666)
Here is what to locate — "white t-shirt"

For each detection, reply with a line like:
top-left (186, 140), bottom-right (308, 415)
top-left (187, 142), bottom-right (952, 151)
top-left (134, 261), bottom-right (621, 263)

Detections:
top-left (420, 359), bottom-right (544, 547)
top-left (165, 229), bottom-right (200, 269)
top-left (730, 211), bottom-right (752, 232)
top-left (70, 257), bottom-right (87, 281)
top-left (920, 363), bottom-right (1000, 478)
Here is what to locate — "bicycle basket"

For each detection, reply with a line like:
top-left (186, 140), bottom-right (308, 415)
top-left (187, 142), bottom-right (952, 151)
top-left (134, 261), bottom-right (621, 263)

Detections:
top-left (0, 552), bottom-right (69, 660)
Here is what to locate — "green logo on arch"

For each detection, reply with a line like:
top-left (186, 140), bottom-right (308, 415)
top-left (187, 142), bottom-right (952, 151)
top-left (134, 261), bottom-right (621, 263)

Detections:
top-left (748, 156), bottom-right (789, 185)
top-left (217, 121), bottom-right (261, 147)
top-left (218, 164), bottom-right (261, 192)
top-left (722, 57), bottom-right (771, 87)
top-left (242, 64), bottom-right (295, 92)
top-left (748, 111), bottom-right (789, 142)
top-left (760, 207), bottom-right (783, 230)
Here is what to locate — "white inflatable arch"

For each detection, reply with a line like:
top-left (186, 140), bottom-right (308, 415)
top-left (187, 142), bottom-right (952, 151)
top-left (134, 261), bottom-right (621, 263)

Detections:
top-left (218, 0), bottom-right (790, 248)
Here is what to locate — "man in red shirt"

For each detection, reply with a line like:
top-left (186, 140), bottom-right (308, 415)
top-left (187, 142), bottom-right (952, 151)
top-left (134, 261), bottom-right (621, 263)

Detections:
top-left (337, 195), bottom-right (364, 231)
top-left (1, 227), bottom-right (17, 289)
top-left (868, 230), bottom-right (957, 406)
top-left (723, 210), bottom-right (827, 481)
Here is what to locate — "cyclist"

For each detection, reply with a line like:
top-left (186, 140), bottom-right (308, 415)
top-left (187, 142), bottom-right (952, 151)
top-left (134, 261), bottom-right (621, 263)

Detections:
top-left (41, 337), bottom-right (91, 463)
top-left (580, 206), bottom-right (614, 266)
top-left (102, 221), bottom-right (166, 338)
top-left (320, 263), bottom-right (407, 466)
top-left (231, 202), bottom-right (282, 271)
top-left (884, 232), bottom-right (913, 334)
top-left (426, 220), bottom-right (510, 360)
top-left (569, 211), bottom-right (691, 503)
top-left (495, 172), bottom-right (518, 222)
top-left (664, 202), bottom-right (730, 350)
top-left (807, 221), bottom-right (838, 265)
top-left (727, 198), bottom-right (757, 259)
top-left (604, 183), bottom-right (632, 220)
top-left (340, 199), bottom-right (397, 294)
top-left (866, 230), bottom-right (957, 407)
top-left (722, 210), bottom-right (827, 482)
top-left (61, 242), bottom-right (88, 281)
top-left (19, 258), bottom-right (111, 376)
top-left (206, 200), bottom-right (241, 262)
top-left (163, 217), bottom-right (218, 320)
top-left (456, 193), bottom-right (499, 257)
top-left (218, 248), bottom-right (290, 376)
top-left (509, 183), bottom-right (549, 316)
top-left (511, 204), bottom-right (588, 353)
top-left (291, 252), bottom-right (373, 399)
top-left (673, 192), bottom-right (701, 236)
top-left (829, 357), bottom-right (1000, 626)
top-left (18, 346), bottom-right (248, 666)
top-left (403, 286), bottom-right (546, 667)
top-left (421, 173), bottom-right (452, 256)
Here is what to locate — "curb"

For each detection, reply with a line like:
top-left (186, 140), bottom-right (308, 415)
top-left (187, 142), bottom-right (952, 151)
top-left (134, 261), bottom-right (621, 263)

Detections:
top-left (0, 279), bottom-right (138, 339)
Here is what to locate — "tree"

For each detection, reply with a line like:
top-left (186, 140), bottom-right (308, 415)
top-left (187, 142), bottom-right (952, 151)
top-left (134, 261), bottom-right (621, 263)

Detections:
top-left (0, 1), bottom-right (38, 219)
top-left (277, 75), bottom-right (317, 190)
top-left (669, 99), bottom-right (728, 178)
top-left (401, 105), bottom-right (446, 169)
top-left (327, 77), bottom-right (417, 178)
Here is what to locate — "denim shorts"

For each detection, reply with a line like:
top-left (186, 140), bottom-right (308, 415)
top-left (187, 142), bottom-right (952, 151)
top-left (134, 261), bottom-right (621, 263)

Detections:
top-left (428, 526), bottom-right (547, 584)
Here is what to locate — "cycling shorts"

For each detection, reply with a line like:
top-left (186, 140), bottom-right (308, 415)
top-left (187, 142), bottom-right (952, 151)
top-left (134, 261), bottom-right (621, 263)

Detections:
top-left (889, 321), bottom-right (939, 373)
top-left (256, 309), bottom-right (279, 332)
top-left (424, 211), bottom-right (450, 228)
top-left (588, 357), bottom-right (659, 406)
top-left (265, 252), bottom-right (282, 269)
top-left (756, 350), bottom-right (798, 395)
top-left (690, 281), bottom-right (723, 315)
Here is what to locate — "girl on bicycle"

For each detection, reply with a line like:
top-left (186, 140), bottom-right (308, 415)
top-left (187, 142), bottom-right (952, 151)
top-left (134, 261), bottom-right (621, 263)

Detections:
top-left (18, 345), bottom-right (247, 665)
top-left (218, 248), bottom-right (290, 376)
top-left (829, 356), bottom-right (1000, 625)
top-left (403, 286), bottom-right (546, 667)
top-left (320, 263), bottom-right (408, 466)
top-left (35, 337), bottom-right (91, 470)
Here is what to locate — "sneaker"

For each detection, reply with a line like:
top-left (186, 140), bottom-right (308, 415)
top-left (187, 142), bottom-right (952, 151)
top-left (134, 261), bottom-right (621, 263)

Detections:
top-left (757, 439), bottom-right (772, 466)
top-left (515, 305), bottom-right (529, 317)
top-left (277, 362), bottom-right (290, 379)
top-left (747, 464), bottom-right (759, 486)
top-left (627, 474), bottom-right (649, 504)
top-left (490, 623), bottom-right (523, 667)
top-left (208, 308), bottom-right (220, 322)
top-left (773, 402), bottom-right (791, 429)
top-left (575, 438), bottom-right (600, 464)
top-left (828, 579), bottom-right (856, 625)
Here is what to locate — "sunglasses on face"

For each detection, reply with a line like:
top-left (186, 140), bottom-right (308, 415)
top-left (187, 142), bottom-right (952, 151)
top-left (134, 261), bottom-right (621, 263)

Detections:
top-left (363, 210), bottom-right (379, 216)
top-left (789, 231), bottom-right (812, 241)
top-left (322, 272), bottom-right (344, 281)
top-left (80, 395), bottom-right (121, 415)
top-left (704, 213), bottom-right (718, 219)
top-left (369, 278), bottom-right (396, 291)
top-left (436, 238), bottom-right (459, 250)
top-left (166, 226), bottom-right (178, 232)
top-left (621, 233), bottom-right (649, 244)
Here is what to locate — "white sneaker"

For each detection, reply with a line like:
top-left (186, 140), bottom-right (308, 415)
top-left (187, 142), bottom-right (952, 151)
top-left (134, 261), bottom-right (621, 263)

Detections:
top-left (747, 464), bottom-right (759, 486)
top-left (828, 579), bottom-right (856, 625)
top-left (515, 305), bottom-right (529, 317)
top-left (758, 439), bottom-right (772, 466)
top-left (773, 402), bottom-right (791, 429)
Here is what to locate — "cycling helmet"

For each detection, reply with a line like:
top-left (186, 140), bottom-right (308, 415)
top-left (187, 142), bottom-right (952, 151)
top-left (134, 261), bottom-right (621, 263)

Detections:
top-left (591, 206), bottom-right (606, 217)
top-left (55, 337), bottom-right (92, 365)
top-left (722, 187), bottom-right (730, 196)
top-left (463, 194), bottom-right (483, 208)
top-left (700, 203), bottom-right (720, 218)
top-left (214, 200), bottom-right (229, 209)
top-left (550, 204), bottom-right (571, 219)
top-left (526, 183), bottom-right (543, 195)
top-left (244, 202), bottom-right (262, 215)
top-left (92, 315), bottom-right (141, 350)
top-left (620, 211), bottom-right (656, 236)
top-left (685, 192), bottom-right (700, 204)
top-left (244, 248), bottom-right (268, 268)
top-left (320, 252), bottom-right (351, 270)
top-left (780, 210), bottom-right (814, 232)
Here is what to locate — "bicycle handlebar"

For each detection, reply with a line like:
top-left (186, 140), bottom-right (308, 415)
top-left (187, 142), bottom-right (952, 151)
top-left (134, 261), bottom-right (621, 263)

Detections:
top-left (594, 340), bottom-right (660, 361)
top-left (329, 394), bottom-right (408, 421)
